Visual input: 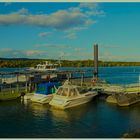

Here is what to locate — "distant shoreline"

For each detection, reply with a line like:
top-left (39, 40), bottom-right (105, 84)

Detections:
top-left (1, 58), bottom-right (140, 68)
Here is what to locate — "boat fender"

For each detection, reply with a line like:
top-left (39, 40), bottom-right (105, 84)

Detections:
top-left (21, 92), bottom-right (26, 97)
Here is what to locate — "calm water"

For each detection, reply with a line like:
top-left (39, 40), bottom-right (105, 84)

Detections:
top-left (0, 67), bottom-right (140, 138)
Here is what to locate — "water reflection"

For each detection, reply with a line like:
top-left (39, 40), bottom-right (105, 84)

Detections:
top-left (49, 102), bottom-right (93, 123)
top-left (122, 103), bottom-right (140, 130)
top-left (30, 103), bottom-right (50, 117)
top-left (21, 99), bottom-right (50, 117)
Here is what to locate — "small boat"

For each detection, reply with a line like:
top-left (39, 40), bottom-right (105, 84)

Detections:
top-left (24, 82), bottom-right (61, 104)
top-left (29, 61), bottom-right (59, 72)
top-left (106, 84), bottom-right (140, 106)
top-left (49, 80), bottom-right (98, 109)
top-left (117, 92), bottom-right (140, 106)
top-left (106, 92), bottom-right (140, 106)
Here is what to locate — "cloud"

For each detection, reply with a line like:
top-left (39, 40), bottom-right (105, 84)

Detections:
top-left (4, 2), bottom-right (12, 6)
top-left (58, 51), bottom-right (71, 58)
top-left (63, 26), bottom-right (88, 40)
top-left (0, 48), bottom-right (46, 58)
top-left (99, 51), bottom-right (140, 62)
top-left (14, 8), bottom-right (29, 15)
top-left (0, 3), bottom-right (104, 31)
top-left (79, 3), bottom-right (98, 9)
top-left (64, 32), bottom-right (77, 39)
top-left (38, 32), bottom-right (52, 37)
top-left (100, 44), bottom-right (121, 48)
top-left (35, 43), bottom-right (69, 48)
top-left (74, 47), bottom-right (86, 52)
top-left (0, 9), bottom-right (87, 29)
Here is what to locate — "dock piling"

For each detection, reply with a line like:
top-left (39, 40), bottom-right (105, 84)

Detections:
top-left (94, 44), bottom-right (98, 79)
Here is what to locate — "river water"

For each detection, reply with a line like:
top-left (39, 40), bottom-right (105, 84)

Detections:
top-left (0, 67), bottom-right (140, 138)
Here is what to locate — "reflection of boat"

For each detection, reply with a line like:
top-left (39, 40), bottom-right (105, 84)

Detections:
top-left (49, 80), bottom-right (98, 109)
top-left (29, 61), bottom-right (59, 72)
top-left (24, 82), bottom-right (61, 104)
top-left (30, 103), bottom-right (49, 117)
top-left (50, 102), bottom-right (92, 122)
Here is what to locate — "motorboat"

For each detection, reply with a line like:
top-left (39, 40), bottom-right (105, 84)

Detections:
top-left (29, 61), bottom-right (59, 72)
top-left (106, 84), bottom-right (140, 106)
top-left (49, 80), bottom-right (98, 109)
top-left (24, 82), bottom-right (61, 104)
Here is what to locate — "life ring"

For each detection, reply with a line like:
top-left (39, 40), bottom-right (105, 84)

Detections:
top-left (91, 78), bottom-right (97, 84)
top-left (46, 75), bottom-right (50, 81)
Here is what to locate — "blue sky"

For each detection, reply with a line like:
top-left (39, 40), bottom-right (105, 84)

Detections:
top-left (0, 2), bottom-right (140, 61)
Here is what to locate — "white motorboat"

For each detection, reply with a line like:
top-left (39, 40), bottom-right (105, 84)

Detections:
top-left (24, 82), bottom-right (61, 104)
top-left (49, 80), bottom-right (98, 109)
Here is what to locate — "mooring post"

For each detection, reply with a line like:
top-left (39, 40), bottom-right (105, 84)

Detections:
top-left (0, 74), bottom-right (2, 92)
top-left (25, 74), bottom-right (28, 93)
top-left (16, 73), bottom-right (19, 93)
top-left (94, 44), bottom-right (98, 79)
top-left (81, 73), bottom-right (84, 86)
top-left (67, 72), bottom-right (72, 81)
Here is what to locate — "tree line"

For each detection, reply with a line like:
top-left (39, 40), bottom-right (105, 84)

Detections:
top-left (0, 58), bottom-right (140, 68)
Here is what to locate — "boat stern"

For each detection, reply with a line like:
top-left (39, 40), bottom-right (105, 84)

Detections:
top-left (30, 93), bottom-right (53, 104)
top-left (49, 95), bottom-right (68, 109)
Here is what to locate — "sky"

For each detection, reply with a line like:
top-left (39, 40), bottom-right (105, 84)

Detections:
top-left (0, 2), bottom-right (140, 61)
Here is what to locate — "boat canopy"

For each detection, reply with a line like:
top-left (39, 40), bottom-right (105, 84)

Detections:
top-left (36, 82), bottom-right (61, 95)
top-left (56, 80), bottom-right (80, 97)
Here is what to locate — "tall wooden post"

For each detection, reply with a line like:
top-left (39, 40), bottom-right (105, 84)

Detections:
top-left (94, 44), bottom-right (98, 79)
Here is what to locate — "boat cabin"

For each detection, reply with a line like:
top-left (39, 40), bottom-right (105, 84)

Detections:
top-left (35, 61), bottom-right (59, 70)
top-left (56, 81), bottom-right (80, 97)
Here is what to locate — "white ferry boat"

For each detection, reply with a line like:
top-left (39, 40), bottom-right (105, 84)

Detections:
top-left (29, 61), bottom-right (59, 72)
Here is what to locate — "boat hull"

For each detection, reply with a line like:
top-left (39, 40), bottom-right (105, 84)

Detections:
top-left (49, 92), bottom-right (97, 109)
top-left (30, 93), bottom-right (53, 104)
top-left (106, 95), bottom-right (117, 103)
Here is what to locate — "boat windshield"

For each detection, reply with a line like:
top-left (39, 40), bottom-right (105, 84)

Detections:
top-left (56, 87), bottom-right (68, 96)
top-left (69, 88), bottom-right (78, 97)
